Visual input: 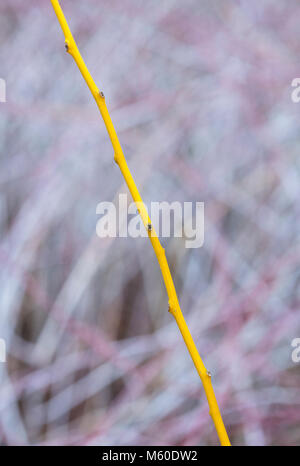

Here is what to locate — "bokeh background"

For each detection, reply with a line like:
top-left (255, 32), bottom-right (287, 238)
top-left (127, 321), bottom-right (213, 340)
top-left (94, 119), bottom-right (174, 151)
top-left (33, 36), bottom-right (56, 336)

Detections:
top-left (0, 0), bottom-right (300, 446)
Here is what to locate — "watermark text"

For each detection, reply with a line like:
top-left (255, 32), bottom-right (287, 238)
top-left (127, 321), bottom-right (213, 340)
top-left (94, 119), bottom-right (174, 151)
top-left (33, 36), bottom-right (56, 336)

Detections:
top-left (0, 78), bottom-right (6, 103)
top-left (291, 338), bottom-right (300, 363)
top-left (0, 338), bottom-right (6, 362)
top-left (96, 194), bottom-right (204, 248)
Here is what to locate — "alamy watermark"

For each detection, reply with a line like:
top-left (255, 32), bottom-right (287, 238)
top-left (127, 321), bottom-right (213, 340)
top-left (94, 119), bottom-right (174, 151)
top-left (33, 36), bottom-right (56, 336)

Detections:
top-left (0, 78), bottom-right (6, 103)
top-left (0, 81), bottom-right (8, 363)
top-left (291, 338), bottom-right (300, 363)
top-left (96, 194), bottom-right (204, 248)
top-left (291, 78), bottom-right (300, 103)
top-left (0, 338), bottom-right (6, 363)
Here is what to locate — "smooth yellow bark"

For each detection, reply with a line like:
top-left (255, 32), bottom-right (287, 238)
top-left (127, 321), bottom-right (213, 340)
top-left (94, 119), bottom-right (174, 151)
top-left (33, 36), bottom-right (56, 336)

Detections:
top-left (50, 0), bottom-right (231, 446)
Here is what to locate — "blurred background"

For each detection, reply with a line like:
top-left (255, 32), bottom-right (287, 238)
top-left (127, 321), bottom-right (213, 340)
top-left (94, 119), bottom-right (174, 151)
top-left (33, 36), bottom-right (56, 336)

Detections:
top-left (0, 0), bottom-right (299, 446)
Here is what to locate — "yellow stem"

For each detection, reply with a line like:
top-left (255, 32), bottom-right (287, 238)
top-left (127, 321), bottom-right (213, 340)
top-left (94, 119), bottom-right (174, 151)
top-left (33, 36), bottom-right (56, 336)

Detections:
top-left (50, 0), bottom-right (231, 446)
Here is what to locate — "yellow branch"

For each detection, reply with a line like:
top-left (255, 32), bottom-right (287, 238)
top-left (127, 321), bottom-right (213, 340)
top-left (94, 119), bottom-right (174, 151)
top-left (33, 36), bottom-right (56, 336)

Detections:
top-left (50, 0), bottom-right (231, 446)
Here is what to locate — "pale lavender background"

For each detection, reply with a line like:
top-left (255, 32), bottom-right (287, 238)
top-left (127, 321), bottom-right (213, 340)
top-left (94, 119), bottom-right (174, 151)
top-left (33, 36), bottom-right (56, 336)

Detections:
top-left (0, 0), bottom-right (299, 445)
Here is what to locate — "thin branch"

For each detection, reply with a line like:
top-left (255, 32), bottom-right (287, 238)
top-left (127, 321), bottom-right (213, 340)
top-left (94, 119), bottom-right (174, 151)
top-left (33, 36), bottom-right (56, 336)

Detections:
top-left (49, 0), bottom-right (231, 446)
